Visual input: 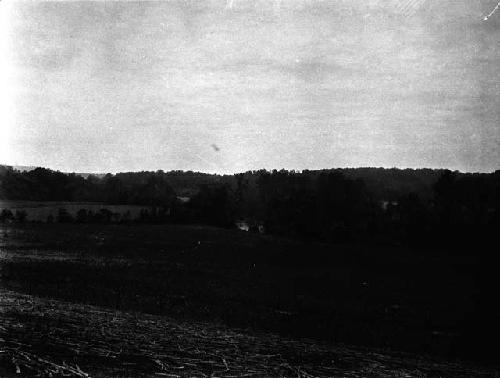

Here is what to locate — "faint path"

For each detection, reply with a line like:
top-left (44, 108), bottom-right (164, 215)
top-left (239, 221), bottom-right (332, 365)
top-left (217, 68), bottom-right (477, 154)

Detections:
top-left (1, 289), bottom-right (498, 378)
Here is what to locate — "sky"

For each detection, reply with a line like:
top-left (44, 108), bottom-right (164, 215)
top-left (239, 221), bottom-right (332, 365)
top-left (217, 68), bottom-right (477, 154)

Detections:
top-left (0, 0), bottom-right (499, 174)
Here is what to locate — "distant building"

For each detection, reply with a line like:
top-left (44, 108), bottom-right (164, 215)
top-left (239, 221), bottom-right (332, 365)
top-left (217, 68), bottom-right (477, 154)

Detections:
top-left (380, 200), bottom-right (398, 211)
top-left (235, 219), bottom-right (265, 234)
top-left (236, 220), bottom-right (250, 232)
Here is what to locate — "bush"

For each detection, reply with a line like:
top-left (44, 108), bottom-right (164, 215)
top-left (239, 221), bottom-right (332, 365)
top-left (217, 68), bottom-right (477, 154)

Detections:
top-left (0, 209), bottom-right (14, 223)
top-left (14, 210), bottom-right (28, 223)
top-left (57, 208), bottom-right (74, 223)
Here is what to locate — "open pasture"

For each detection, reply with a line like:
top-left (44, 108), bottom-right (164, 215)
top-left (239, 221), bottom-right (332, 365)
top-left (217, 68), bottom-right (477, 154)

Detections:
top-left (0, 201), bottom-right (148, 222)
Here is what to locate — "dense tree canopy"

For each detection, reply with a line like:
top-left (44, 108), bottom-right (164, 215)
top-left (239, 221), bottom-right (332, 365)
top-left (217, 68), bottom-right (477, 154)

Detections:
top-left (1, 165), bottom-right (499, 251)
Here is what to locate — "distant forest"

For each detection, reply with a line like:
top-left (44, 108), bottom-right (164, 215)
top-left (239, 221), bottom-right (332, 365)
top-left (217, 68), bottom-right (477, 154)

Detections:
top-left (1, 165), bottom-right (499, 252)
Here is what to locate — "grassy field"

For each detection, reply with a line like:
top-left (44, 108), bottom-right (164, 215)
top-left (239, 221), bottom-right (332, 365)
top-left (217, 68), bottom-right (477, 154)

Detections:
top-left (0, 201), bottom-right (148, 222)
top-left (0, 223), bottom-right (497, 376)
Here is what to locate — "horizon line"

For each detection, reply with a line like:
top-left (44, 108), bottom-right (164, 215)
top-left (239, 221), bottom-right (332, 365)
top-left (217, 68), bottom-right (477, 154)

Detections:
top-left (1, 162), bottom-right (497, 176)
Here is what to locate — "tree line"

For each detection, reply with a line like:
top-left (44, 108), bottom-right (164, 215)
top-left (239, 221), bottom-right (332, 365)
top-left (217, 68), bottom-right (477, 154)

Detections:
top-left (1, 165), bottom-right (499, 250)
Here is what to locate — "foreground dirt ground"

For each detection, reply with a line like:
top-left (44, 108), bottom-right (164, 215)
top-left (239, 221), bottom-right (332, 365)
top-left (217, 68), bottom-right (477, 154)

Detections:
top-left (1, 288), bottom-right (498, 378)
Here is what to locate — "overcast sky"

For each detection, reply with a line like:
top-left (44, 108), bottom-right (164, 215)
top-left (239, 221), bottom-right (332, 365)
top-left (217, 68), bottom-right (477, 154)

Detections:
top-left (1, 0), bottom-right (499, 173)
